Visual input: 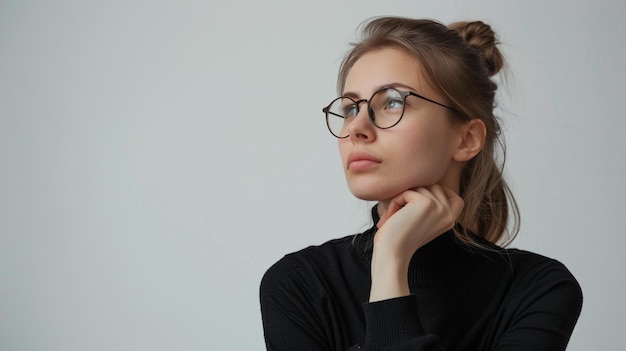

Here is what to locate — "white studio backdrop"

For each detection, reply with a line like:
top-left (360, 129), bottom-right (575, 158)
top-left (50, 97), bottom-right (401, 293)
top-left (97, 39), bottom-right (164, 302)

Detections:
top-left (1, 0), bottom-right (623, 350)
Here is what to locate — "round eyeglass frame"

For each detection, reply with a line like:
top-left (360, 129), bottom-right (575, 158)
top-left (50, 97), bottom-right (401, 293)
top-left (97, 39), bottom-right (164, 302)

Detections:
top-left (322, 87), bottom-right (458, 138)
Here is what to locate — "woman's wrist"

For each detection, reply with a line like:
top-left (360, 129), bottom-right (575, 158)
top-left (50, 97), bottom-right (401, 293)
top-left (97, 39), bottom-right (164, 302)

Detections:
top-left (369, 247), bottom-right (411, 302)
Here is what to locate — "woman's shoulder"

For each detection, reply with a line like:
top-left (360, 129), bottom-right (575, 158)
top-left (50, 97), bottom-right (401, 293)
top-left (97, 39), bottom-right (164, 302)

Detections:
top-left (460, 235), bottom-right (582, 296)
top-left (267, 221), bottom-right (377, 272)
top-left (466, 235), bottom-right (579, 283)
top-left (475, 246), bottom-right (583, 306)
top-left (509, 249), bottom-right (581, 293)
top-left (262, 233), bottom-right (366, 283)
top-left (502, 248), bottom-right (578, 281)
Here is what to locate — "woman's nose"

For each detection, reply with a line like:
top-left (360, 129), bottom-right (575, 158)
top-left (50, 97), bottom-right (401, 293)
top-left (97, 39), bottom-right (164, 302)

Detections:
top-left (346, 104), bottom-right (376, 141)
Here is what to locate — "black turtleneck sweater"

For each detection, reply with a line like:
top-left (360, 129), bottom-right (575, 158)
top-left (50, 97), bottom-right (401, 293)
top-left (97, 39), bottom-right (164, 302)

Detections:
top-left (259, 208), bottom-right (582, 350)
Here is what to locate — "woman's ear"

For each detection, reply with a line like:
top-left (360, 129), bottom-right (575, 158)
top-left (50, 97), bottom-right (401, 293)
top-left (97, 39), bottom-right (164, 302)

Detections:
top-left (453, 119), bottom-right (486, 162)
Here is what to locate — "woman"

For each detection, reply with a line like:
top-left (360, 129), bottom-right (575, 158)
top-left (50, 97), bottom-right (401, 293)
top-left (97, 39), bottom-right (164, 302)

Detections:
top-left (260, 17), bottom-right (582, 350)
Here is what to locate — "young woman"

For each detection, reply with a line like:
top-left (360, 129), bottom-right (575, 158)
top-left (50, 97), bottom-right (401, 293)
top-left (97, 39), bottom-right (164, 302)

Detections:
top-left (260, 17), bottom-right (582, 350)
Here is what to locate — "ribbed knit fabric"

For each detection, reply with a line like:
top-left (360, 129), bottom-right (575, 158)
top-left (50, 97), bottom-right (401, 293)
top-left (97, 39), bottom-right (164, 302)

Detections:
top-left (363, 296), bottom-right (428, 350)
top-left (260, 207), bottom-right (582, 350)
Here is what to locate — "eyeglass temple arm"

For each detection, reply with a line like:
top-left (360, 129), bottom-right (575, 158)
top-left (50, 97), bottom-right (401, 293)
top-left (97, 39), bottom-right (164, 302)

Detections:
top-left (407, 91), bottom-right (458, 112)
top-left (322, 107), bottom-right (347, 119)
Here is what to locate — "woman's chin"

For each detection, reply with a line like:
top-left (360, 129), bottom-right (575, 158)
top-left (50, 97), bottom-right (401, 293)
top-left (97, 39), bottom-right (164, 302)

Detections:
top-left (347, 179), bottom-right (438, 202)
top-left (348, 186), bottom-right (400, 202)
top-left (350, 193), bottom-right (382, 202)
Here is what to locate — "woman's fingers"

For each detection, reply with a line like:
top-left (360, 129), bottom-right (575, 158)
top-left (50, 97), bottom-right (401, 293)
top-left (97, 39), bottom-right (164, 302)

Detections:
top-left (427, 184), bottom-right (447, 204)
top-left (377, 190), bottom-right (414, 228)
top-left (377, 185), bottom-right (464, 229)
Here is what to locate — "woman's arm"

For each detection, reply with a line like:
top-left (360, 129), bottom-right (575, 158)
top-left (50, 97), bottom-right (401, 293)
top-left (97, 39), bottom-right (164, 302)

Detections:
top-left (349, 185), bottom-right (462, 350)
top-left (370, 185), bottom-right (463, 302)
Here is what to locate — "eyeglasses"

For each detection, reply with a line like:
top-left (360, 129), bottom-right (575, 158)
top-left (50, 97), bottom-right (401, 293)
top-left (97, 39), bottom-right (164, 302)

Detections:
top-left (322, 87), bottom-right (458, 138)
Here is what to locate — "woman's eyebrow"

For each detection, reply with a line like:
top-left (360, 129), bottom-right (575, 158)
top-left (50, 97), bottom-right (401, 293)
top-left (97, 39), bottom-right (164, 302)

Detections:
top-left (342, 82), bottom-right (420, 98)
top-left (380, 82), bottom-right (419, 92)
top-left (341, 91), bottom-right (360, 99)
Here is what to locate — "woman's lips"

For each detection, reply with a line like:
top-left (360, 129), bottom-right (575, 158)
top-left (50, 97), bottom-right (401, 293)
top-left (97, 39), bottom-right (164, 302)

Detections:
top-left (347, 152), bottom-right (381, 171)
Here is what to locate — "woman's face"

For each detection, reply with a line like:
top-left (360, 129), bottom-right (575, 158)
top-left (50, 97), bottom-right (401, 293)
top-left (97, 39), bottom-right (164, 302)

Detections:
top-left (339, 47), bottom-right (464, 202)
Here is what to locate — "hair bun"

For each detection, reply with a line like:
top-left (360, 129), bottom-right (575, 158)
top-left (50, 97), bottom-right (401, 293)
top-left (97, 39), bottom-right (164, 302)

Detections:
top-left (448, 21), bottom-right (503, 76)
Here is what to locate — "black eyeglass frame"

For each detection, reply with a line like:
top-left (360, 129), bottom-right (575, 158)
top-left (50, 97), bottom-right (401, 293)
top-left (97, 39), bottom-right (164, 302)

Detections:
top-left (322, 87), bottom-right (459, 138)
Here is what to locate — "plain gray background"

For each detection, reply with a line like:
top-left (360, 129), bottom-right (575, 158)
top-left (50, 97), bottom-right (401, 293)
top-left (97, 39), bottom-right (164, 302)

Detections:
top-left (1, 0), bottom-right (624, 349)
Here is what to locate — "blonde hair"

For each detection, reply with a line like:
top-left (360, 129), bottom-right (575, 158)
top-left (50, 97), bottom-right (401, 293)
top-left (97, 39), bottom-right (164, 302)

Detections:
top-left (338, 17), bottom-right (520, 246)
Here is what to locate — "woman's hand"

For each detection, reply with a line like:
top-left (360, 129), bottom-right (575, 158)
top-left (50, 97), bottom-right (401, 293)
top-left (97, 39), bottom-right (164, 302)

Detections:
top-left (375, 184), bottom-right (464, 261)
top-left (369, 185), bottom-right (464, 302)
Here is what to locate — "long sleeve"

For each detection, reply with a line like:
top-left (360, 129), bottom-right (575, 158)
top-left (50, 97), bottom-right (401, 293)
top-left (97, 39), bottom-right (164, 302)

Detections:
top-left (347, 296), bottom-right (442, 351)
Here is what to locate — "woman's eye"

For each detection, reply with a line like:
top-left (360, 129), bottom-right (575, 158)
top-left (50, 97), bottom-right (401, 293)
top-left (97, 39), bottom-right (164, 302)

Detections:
top-left (343, 105), bottom-right (358, 117)
top-left (385, 99), bottom-right (404, 110)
